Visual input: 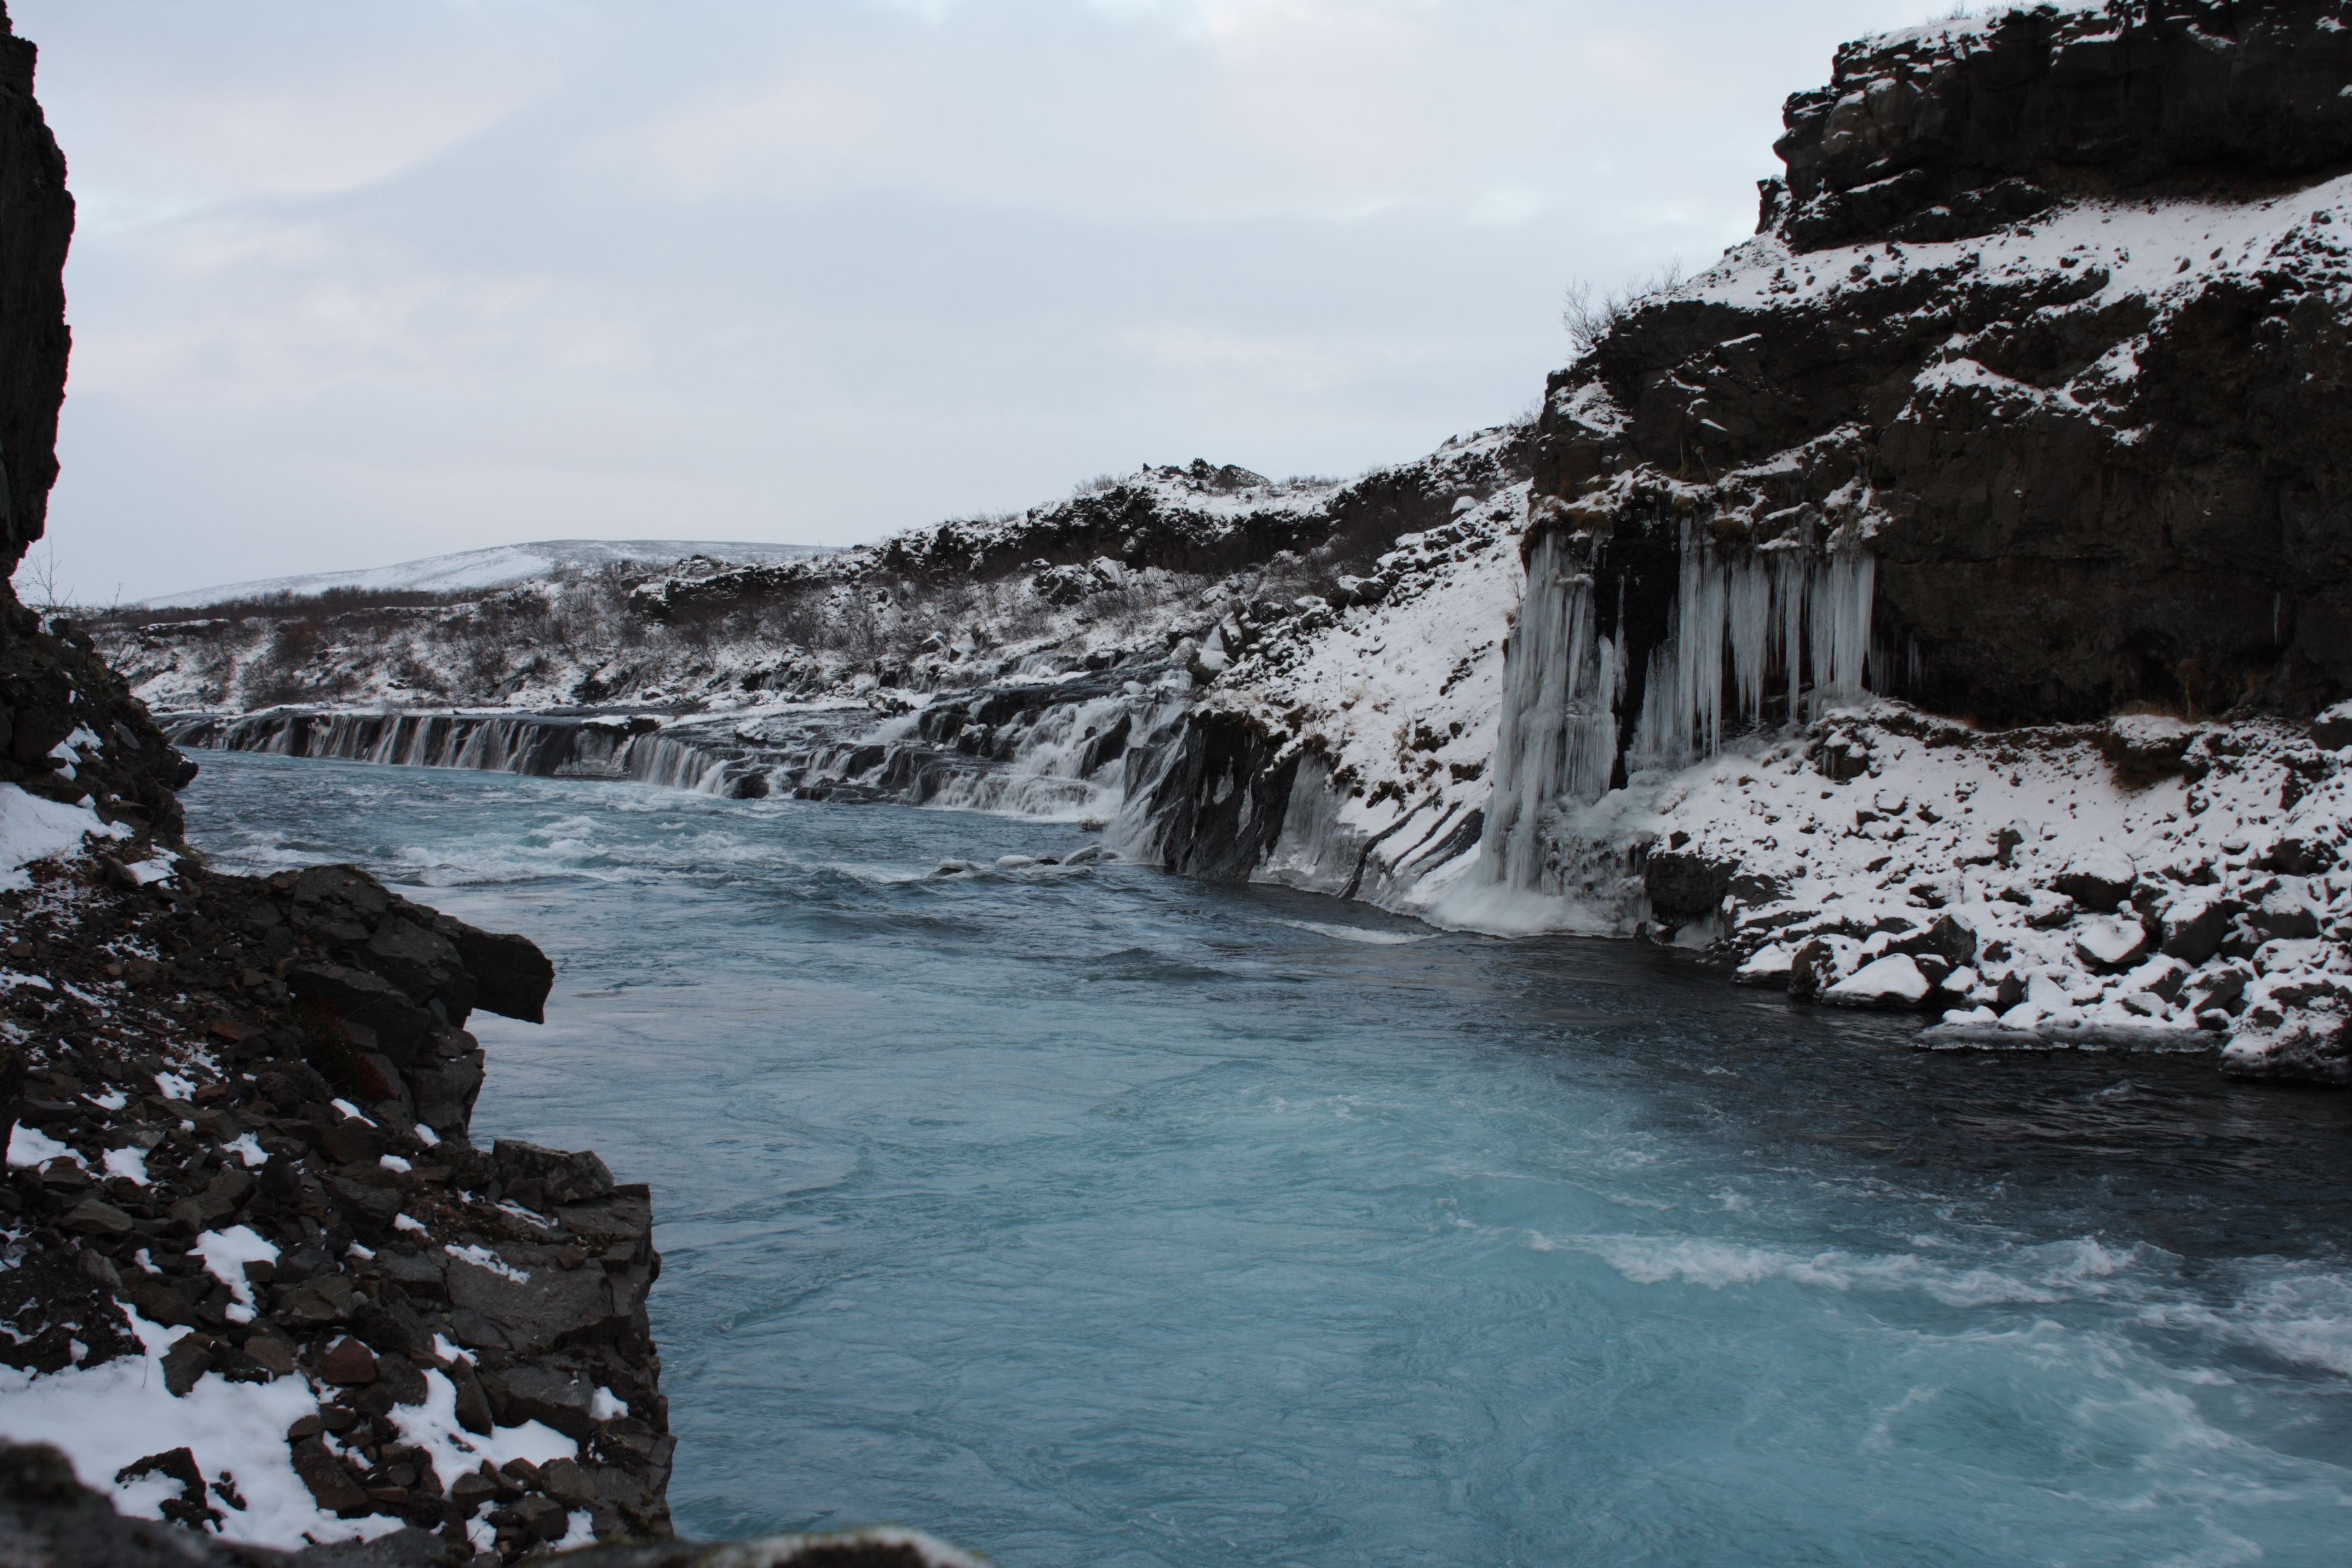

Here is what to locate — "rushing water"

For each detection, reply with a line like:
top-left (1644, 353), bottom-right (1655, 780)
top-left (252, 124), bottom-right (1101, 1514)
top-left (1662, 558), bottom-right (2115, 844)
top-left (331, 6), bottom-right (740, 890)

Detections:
top-left (181, 750), bottom-right (2352, 1567)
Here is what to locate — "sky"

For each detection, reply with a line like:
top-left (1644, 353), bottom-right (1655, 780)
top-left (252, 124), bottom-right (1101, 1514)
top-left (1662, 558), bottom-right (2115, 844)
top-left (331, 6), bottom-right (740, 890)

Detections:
top-left (12, 0), bottom-right (1949, 604)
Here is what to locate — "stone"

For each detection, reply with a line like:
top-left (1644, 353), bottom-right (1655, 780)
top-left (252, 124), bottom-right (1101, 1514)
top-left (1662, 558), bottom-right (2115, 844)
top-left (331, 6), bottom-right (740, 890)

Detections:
top-left (360, 916), bottom-right (470, 1014)
top-left (242, 1334), bottom-right (297, 1377)
top-left (536, 1457), bottom-right (597, 1508)
top-left (2249, 887), bottom-right (2321, 942)
top-left (449, 1359), bottom-right (495, 1436)
top-left (445, 1245), bottom-right (613, 1356)
top-left (290, 1436), bottom-right (370, 1518)
top-left (2051, 849), bottom-right (2137, 913)
top-left (2222, 1000), bottom-right (2352, 1085)
top-left (1821, 953), bottom-right (1932, 1008)
top-left (60, 1197), bottom-right (132, 1236)
top-left (2312, 700), bottom-right (2352, 750)
top-left (2074, 918), bottom-right (2153, 973)
top-left (2160, 892), bottom-right (2238, 966)
top-left (494, 1140), bottom-right (614, 1206)
top-left (447, 926), bottom-right (555, 1024)
top-left (287, 964), bottom-right (432, 1062)
top-left (497, 1364), bottom-right (598, 1439)
top-left (316, 1336), bottom-right (378, 1386)
top-left (159, 1334), bottom-right (214, 1397)
top-left (502, 1494), bottom-right (570, 1542)
top-left (111, 1448), bottom-right (217, 1532)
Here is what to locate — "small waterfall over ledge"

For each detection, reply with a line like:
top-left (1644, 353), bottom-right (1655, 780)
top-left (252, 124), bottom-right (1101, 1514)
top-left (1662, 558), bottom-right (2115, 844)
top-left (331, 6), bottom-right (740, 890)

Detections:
top-left (162, 669), bottom-right (1188, 823)
top-left (1477, 515), bottom-right (1880, 901)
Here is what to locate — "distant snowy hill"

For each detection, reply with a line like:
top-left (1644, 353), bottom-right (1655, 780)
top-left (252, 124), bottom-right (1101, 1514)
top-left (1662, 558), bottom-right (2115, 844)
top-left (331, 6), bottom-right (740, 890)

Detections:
top-left (139, 538), bottom-right (838, 609)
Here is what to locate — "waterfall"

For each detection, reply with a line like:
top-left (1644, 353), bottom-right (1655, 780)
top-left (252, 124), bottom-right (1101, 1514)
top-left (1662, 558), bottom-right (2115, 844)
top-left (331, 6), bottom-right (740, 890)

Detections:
top-left (1478, 518), bottom-right (1878, 893)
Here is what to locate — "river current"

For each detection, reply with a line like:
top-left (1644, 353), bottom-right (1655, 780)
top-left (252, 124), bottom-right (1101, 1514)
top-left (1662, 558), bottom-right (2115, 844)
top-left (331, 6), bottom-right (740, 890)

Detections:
top-left (181, 750), bottom-right (2352, 1567)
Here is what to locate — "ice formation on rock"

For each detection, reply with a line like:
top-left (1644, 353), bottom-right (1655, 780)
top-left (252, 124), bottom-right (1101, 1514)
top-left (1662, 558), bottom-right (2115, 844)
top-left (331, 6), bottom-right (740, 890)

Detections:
top-left (1480, 517), bottom-right (1878, 899)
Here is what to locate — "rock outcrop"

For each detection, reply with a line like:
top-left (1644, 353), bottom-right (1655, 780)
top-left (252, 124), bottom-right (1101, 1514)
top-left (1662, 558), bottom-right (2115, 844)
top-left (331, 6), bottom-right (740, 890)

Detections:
top-left (0, 1439), bottom-right (978, 1567)
top-left (1, 849), bottom-right (678, 1553)
top-left (1528, 0), bottom-right (2352, 753)
top-left (0, 0), bottom-right (70, 575)
top-left (0, 5), bottom-right (691, 1557)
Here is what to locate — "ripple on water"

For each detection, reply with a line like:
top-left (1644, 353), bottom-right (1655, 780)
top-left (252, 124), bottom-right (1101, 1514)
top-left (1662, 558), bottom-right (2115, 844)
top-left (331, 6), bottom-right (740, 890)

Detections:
top-left (181, 751), bottom-right (2352, 1568)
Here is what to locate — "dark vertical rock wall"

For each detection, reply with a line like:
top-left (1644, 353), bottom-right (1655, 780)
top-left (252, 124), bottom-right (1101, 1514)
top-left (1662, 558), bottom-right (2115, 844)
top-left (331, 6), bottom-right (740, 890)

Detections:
top-left (1529, 0), bottom-right (2352, 736)
top-left (0, 0), bottom-right (71, 573)
top-left (1770, 0), bottom-right (2352, 251)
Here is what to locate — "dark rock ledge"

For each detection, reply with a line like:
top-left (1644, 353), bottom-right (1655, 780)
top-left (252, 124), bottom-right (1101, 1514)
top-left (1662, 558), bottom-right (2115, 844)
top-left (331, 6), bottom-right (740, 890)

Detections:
top-left (0, 844), bottom-right (677, 1557)
top-left (0, 1439), bottom-right (980, 1567)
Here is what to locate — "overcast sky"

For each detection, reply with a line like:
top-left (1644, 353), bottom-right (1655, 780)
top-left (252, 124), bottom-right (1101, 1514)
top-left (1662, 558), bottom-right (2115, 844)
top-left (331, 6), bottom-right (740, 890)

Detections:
top-left (15, 0), bottom-right (1941, 604)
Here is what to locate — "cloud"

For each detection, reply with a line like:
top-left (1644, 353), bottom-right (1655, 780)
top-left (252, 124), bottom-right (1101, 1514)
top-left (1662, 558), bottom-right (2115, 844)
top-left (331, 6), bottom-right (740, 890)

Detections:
top-left (15, 0), bottom-right (1940, 601)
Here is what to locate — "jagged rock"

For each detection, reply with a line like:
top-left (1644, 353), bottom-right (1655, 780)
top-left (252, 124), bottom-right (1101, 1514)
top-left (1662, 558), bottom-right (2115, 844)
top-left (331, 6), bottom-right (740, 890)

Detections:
top-left (495, 1140), bottom-right (615, 1205)
top-left (446, 1244), bottom-right (618, 1356)
top-left (1773, 2), bottom-right (2352, 252)
top-left (316, 1336), bottom-right (377, 1386)
top-left (2158, 890), bottom-right (2238, 965)
top-left (1526, 1), bottom-right (2352, 749)
top-left (2222, 999), bottom-right (2352, 1083)
top-left (450, 926), bottom-right (556, 1024)
top-left (291, 1437), bottom-right (371, 1518)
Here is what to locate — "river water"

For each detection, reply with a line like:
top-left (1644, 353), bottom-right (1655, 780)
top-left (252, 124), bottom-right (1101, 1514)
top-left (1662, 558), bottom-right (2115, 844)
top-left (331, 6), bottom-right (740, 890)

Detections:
top-left (181, 750), bottom-right (2352, 1567)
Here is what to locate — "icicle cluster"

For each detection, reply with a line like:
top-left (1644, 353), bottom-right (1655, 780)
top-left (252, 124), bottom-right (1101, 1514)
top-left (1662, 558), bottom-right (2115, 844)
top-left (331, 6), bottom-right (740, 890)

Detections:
top-left (1481, 519), bottom-right (1878, 892)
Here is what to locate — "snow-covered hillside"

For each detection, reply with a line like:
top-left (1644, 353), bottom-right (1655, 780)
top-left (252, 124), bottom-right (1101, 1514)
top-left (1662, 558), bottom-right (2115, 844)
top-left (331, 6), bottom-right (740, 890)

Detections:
top-left (139, 540), bottom-right (837, 610)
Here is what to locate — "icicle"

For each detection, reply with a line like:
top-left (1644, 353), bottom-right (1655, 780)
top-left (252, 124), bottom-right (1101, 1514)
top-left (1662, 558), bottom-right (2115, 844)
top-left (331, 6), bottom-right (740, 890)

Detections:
top-left (1726, 556), bottom-right (1772, 727)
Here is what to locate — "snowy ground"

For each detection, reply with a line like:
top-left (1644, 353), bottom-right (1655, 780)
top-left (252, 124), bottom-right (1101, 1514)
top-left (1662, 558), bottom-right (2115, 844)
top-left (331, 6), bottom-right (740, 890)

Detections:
top-left (1482, 701), bottom-right (2352, 1082)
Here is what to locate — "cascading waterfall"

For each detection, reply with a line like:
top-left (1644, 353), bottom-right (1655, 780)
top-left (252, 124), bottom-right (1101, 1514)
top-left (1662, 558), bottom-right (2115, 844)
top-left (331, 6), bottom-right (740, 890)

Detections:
top-left (164, 673), bottom-right (1182, 822)
top-left (1479, 518), bottom-right (1878, 894)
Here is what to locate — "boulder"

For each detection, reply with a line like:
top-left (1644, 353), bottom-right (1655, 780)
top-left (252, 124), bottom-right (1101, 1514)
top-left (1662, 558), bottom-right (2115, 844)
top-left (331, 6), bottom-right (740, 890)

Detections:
top-left (2313, 700), bottom-right (2352, 751)
top-left (2073, 917), bottom-right (2153, 973)
top-left (1822, 954), bottom-right (1932, 1008)
top-left (448, 926), bottom-right (555, 1024)
top-left (445, 1244), bottom-right (615, 1356)
top-left (2159, 892), bottom-right (2238, 966)
top-left (2051, 848), bottom-right (2135, 913)
top-left (2221, 1001), bottom-right (2352, 1085)
top-left (286, 964), bottom-right (432, 1062)
top-left (497, 1364), bottom-right (599, 1440)
top-left (495, 1140), bottom-right (615, 1206)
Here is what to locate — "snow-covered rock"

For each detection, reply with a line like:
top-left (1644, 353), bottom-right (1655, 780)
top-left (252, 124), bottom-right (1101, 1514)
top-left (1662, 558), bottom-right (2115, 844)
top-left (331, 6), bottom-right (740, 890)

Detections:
top-left (1823, 954), bottom-right (1931, 1008)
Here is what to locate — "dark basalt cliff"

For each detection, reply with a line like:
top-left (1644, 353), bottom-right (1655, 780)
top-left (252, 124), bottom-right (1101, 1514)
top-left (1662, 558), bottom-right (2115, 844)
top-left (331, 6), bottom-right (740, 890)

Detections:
top-left (0, 0), bottom-right (68, 574)
top-left (1770, 0), bottom-right (2352, 250)
top-left (1532, 0), bottom-right (2352, 745)
top-left (0, 7), bottom-right (704, 1561)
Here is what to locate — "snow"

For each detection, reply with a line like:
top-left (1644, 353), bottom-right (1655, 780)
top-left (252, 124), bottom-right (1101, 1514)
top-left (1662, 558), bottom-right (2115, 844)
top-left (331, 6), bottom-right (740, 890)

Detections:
top-left (0, 782), bottom-right (129, 890)
top-left (387, 1369), bottom-right (575, 1505)
top-left (445, 1243), bottom-right (528, 1284)
top-left (191, 1226), bottom-right (281, 1318)
top-left (1824, 953), bottom-right (1930, 1006)
top-left (102, 1145), bottom-right (149, 1183)
top-left (7, 1123), bottom-right (82, 1169)
top-left (138, 538), bottom-right (837, 610)
top-left (2074, 917), bottom-right (2150, 970)
top-left (0, 1308), bottom-right (373, 1549)
top-left (1685, 175), bottom-right (2352, 419)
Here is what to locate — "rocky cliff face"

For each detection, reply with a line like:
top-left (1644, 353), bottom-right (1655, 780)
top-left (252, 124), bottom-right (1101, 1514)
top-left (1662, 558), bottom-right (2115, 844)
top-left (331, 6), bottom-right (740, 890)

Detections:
top-left (0, 0), bottom-right (70, 577)
top-left (1530, 0), bottom-right (2352, 750)
top-left (0, 8), bottom-right (702, 1559)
